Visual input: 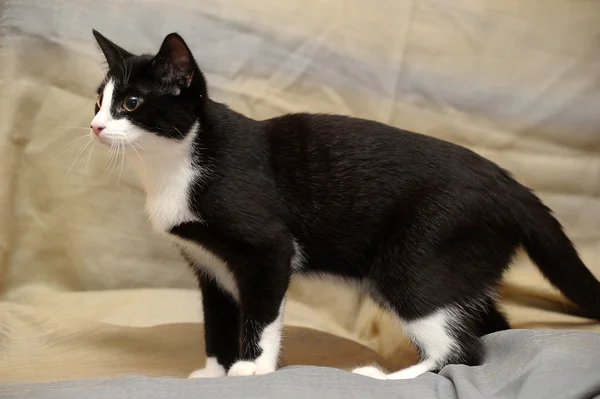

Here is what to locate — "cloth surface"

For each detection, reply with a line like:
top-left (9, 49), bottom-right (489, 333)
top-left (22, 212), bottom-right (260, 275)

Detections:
top-left (1, 330), bottom-right (600, 399)
top-left (0, 289), bottom-right (402, 384)
top-left (0, 0), bottom-right (599, 384)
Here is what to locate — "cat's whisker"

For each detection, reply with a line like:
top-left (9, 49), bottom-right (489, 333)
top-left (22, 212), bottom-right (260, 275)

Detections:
top-left (104, 142), bottom-right (113, 167)
top-left (64, 134), bottom-right (90, 146)
top-left (84, 142), bottom-right (96, 175)
top-left (55, 135), bottom-right (90, 160)
top-left (53, 125), bottom-right (92, 130)
top-left (117, 50), bottom-right (130, 85)
top-left (105, 141), bottom-right (117, 175)
top-left (118, 140), bottom-right (126, 183)
top-left (109, 141), bottom-right (120, 177)
top-left (123, 59), bottom-right (129, 84)
top-left (50, 127), bottom-right (92, 134)
top-left (102, 150), bottom-right (112, 180)
top-left (131, 141), bottom-right (146, 152)
top-left (113, 139), bottom-right (125, 175)
top-left (64, 137), bottom-right (92, 179)
top-left (130, 141), bottom-right (147, 175)
top-left (63, 138), bottom-right (86, 159)
top-left (172, 126), bottom-right (185, 139)
top-left (125, 59), bottom-right (132, 85)
top-left (116, 62), bottom-right (127, 85)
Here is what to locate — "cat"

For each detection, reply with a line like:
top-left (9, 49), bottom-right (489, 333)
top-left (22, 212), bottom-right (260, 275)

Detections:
top-left (90, 30), bottom-right (600, 380)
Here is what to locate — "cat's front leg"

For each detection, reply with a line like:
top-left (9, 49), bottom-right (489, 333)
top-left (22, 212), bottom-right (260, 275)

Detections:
top-left (189, 274), bottom-right (240, 378)
top-left (227, 258), bottom-right (290, 377)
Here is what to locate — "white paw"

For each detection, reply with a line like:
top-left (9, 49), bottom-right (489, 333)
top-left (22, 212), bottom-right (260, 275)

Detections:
top-left (227, 360), bottom-right (275, 377)
top-left (188, 358), bottom-right (226, 378)
top-left (188, 367), bottom-right (226, 378)
top-left (352, 366), bottom-right (387, 380)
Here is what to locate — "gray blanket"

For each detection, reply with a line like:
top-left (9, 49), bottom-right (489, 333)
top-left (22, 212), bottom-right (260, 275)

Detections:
top-left (1, 330), bottom-right (599, 398)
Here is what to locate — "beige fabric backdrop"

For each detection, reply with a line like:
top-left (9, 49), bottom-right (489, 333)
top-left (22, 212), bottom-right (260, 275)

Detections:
top-left (0, 0), bottom-right (599, 383)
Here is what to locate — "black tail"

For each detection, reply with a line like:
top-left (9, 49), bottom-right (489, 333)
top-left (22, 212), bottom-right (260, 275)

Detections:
top-left (520, 195), bottom-right (600, 319)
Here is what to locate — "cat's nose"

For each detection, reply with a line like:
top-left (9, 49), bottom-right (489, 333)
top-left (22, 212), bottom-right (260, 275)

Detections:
top-left (91, 124), bottom-right (105, 136)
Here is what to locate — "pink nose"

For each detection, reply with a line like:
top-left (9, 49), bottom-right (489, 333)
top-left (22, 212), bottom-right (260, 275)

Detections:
top-left (91, 124), bottom-right (105, 136)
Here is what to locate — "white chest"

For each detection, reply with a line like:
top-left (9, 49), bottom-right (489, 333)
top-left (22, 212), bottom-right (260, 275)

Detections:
top-left (129, 127), bottom-right (199, 235)
top-left (131, 124), bottom-right (239, 301)
top-left (144, 169), bottom-right (199, 234)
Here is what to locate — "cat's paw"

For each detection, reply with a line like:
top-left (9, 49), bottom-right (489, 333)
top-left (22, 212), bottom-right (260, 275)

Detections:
top-left (188, 367), bottom-right (226, 378)
top-left (187, 358), bottom-right (226, 378)
top-left (227, 360), bottom-right (275, 377)
top-left (352, 366), bottom-right (387, 379)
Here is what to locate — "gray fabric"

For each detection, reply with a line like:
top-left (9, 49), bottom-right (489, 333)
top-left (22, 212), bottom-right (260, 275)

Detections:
top-left (1, 330), bottom-right (599, 398)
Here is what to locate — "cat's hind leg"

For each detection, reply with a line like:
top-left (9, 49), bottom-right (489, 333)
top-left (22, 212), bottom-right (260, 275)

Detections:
top-left (352, 227), bottom-right (514, 378)
top-left (353, 306), bottom-right (481, 380)
top-left (352, 199), bottom-right (517, 379)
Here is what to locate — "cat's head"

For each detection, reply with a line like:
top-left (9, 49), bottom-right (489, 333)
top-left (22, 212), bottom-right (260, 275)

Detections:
top-left (90, 30), bottom-right (206, 148)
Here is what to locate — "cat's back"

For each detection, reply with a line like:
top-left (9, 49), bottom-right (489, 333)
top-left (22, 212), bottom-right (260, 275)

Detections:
top-left (263, 112), bottom-right (504, 186)
top-left (265, 112), bottom-right (424, 149)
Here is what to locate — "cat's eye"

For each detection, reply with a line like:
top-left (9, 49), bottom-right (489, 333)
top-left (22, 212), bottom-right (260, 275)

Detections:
top-left (96, 93), bottom-right (103, 108)
top-left (123, 96), bottom-right (141, 112)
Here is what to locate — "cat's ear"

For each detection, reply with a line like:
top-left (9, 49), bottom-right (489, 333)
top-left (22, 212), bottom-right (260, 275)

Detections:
top-left (92, 29), bottom-right (134, 69)
top-left (152, 33), bottom-right (197, 90)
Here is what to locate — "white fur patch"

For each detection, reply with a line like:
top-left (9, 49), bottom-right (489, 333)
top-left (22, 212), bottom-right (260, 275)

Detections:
top-left (135, 125), bottom-right (202, 233)
top-left (386, 361), bottom-right (434, 380)
top-left (227, 301), bottom-right (285, 377)
top-left (254, 300), bottom-right (285, 372)
top-left (176, 237), bottom-right (240, 301)
top-left (397, 308), bottom-right (456, 378)
top-left (352, 365), bottom-right (387, 379)
top-left (188, 357), bottom-right (226, 378)
top-left (352, 308), bottom-right (456, 380)
top-left (91, 79), bottom-right (115, 127)
top-left (228, 361), bottom-right (260, 377)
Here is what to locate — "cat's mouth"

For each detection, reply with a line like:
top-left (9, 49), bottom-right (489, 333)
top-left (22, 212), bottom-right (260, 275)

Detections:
top-left (91, 130), bottom-right (131, 148)
top-left (90, 130), bottom-right (111, 145)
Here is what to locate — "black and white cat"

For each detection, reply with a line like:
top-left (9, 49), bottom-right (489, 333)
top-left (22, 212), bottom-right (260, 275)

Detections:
top-left (90, 30), bottom-right (600, 380)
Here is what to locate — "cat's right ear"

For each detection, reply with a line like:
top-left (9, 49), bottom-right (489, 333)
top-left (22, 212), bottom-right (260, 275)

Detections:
top-left (92, 29), bottom-right (134, 70)
top-left (151, 33), bottom-right (197, 91)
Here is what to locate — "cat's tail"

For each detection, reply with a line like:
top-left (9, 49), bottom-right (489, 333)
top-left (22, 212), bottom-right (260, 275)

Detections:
top-left (519, 192), bottom-right (600, 319)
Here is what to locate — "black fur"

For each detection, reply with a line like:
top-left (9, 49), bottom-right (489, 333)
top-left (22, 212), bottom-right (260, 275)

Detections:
top-left (93, 30), bottom-right (600, 376)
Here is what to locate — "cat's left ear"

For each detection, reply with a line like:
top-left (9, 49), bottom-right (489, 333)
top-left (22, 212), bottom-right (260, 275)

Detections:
top-left (152, 33), bottom-right (197, 90)
top-left (92, 29), bottom-right (134, 70)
